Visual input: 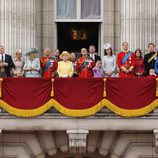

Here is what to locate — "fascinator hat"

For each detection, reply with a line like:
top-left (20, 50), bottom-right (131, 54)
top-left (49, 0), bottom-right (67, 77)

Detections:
top-left (103, 43), bottom-right (111, 50)
top-left (26, 48), bottom-right (39, 55)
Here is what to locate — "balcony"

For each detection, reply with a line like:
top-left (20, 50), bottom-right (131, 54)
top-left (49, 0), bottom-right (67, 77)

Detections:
top-left (0, 77), bottom-right (157, 131)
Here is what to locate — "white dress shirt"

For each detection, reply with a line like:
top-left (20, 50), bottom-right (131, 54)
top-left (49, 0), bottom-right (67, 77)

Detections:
top-left (0, 54), bottom-right (5, 62)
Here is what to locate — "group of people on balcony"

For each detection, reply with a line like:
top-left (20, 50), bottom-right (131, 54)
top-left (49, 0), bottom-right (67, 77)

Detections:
top-left (0, 42), bottom-right (157, 78)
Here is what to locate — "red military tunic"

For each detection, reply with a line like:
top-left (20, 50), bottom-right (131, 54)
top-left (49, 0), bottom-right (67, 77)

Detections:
top-left (40, 57), bottom-right (58, 78)
top-left (76, 57), bottom-right (95, 78)
top-left (117, 51), bottom-right (136, 78)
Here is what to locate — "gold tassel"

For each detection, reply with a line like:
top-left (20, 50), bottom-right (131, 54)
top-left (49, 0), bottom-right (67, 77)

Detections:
top-left (51, 78), bottom-right (55, 97)
top-left (103, 78), bottom-right (107, 97)
top-left (0, 78), bottom-right (3, 98)
top-left (156, 78), bottom-right (158, 97)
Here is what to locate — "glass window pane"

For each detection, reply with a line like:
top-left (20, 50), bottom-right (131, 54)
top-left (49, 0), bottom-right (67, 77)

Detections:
top-left (57, 0), bottom-right (76, 19)
top-left (81, 0), bottom-right (101, 19)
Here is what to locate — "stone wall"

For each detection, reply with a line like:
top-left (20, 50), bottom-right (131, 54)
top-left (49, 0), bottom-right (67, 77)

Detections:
top-left (35, 0), bottom-right (56, 56)
top-left (103, 0), bottom-right (121, 55)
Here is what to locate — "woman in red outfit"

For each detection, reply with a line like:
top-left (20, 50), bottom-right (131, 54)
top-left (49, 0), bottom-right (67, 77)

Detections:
top-left (134, 49), bottom-right (145, 77)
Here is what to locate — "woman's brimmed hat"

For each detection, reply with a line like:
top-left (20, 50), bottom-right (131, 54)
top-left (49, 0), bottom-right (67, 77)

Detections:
top-left (60, 51), bottom-right (70, 59)
top-left (26, 48), bottom-right (39, 55)
top-left (103, 43), bottom-right (111, 50)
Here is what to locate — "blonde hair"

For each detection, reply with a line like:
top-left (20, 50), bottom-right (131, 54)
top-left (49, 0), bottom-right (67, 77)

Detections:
top-left (15, 49), bottom-right (22, 54)
top-left (70, 53), bottom-right (76, 59)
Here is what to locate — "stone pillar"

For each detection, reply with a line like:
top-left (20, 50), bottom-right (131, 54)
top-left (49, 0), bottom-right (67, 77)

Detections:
top-left (0, 0), bottom-right (36, 56)
top-left (103, 0), bottom-right (115, 50)
top-left (154, 129), bottom-right (158, 153)
top-left (114, 0), bottom-right (121, 53)
top-left (42, 0), bottom-right (55, 51)
top-left (121, 0), bottom-right (157, 54)
top-left (35, 0), bottom-right (43, 56)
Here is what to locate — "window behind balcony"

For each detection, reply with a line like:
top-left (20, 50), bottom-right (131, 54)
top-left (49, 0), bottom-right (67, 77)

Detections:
top-left (56, 0), bottom-right (102, 21)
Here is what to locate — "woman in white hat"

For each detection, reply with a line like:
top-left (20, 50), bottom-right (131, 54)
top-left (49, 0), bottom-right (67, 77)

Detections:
top-left (57, 51), bottom-right (74, 78)
top-left (102, 43), bottom-right (116, 77)
top-left (12, 49), bottom-right (24, 77)
top-left (23, 48), bottom-right (41, 77)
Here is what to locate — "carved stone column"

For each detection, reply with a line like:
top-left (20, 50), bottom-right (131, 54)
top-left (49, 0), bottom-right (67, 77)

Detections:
top-left (121, 0), bottom-right (157, 54)
top-left (0, 0), bottom-right (36, 56)
top-left (154, 129), bottom-right (158, 153)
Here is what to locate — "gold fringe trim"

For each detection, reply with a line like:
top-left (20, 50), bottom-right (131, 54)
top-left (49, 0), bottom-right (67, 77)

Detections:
top-left (0, 78), bottom-right (3, 98)
top-left (0, 98), bottom-right (157, 117)
top-left (103, 99), bottom-right (158, 117)
top-left (0, 99), bottom-right (52, 117)
top-left (52, 99), bottom-right (105, 117)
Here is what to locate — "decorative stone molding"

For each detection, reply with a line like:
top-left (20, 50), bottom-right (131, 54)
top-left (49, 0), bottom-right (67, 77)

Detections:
top-left (122, 143), bottom-right (155, 158)
top-left (154, 129), bottom-right (158, 153)
top-left (0, 144), bottom-right (31, 158)
top-left (38, 131), bottom-right (57, 156)
top-left (0, 133), bottom-right (45, 158)
top-left (66, 129), bottom-right (89, 154)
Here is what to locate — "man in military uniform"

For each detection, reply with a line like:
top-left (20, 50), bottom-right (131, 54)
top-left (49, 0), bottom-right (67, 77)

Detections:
top-left (144, 43), bottom-right (157, 76)
top-left (40, 48), bottom-right (58, 78)
top-left (76, 48), bottom-right (95, 78)
top-left (117, 42), bottom-right (135, 78)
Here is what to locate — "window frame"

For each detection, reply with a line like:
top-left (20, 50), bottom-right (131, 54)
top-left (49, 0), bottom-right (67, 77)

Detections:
top-left (54, 0), bottom-right (103, 22)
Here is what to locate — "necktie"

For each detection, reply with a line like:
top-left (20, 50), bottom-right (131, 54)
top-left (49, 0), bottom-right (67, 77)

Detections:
top-left (2, 55), bottom-right (3, 63)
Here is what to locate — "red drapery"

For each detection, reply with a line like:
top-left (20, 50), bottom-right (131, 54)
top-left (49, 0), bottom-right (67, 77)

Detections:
top-left (54, 78), bottom-right (104, 109)
top-left (106, 78), bottom-right (156, 109)
top-left (2, 78), bottom-right (52, 109)
top-left (0, 78), bottom-right (157, 117)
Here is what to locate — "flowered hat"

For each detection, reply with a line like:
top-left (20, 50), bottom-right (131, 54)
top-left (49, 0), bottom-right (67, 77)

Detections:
top-left (26, 48), bottom-right (39, 55)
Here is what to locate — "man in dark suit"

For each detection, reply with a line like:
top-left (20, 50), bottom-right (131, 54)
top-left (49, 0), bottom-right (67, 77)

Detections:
top-left (0, 45), bottom-right (15, 77)
top-left (88, 45), bottom-right (101, 63)
top-left (144, 43), bottom-right (156, 76)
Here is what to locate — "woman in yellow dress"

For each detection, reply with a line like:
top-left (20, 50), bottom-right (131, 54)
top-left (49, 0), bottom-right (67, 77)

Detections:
top-left (57, 51), bottom-right (74, 78)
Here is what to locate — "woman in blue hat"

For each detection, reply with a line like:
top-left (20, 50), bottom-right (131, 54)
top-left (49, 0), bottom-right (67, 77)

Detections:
top-left (23, 48), bottom-right (41, 77)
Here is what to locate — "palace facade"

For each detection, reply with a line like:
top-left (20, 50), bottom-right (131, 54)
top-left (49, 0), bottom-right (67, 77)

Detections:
top-left (0, 0), bottom-right (158, 158)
